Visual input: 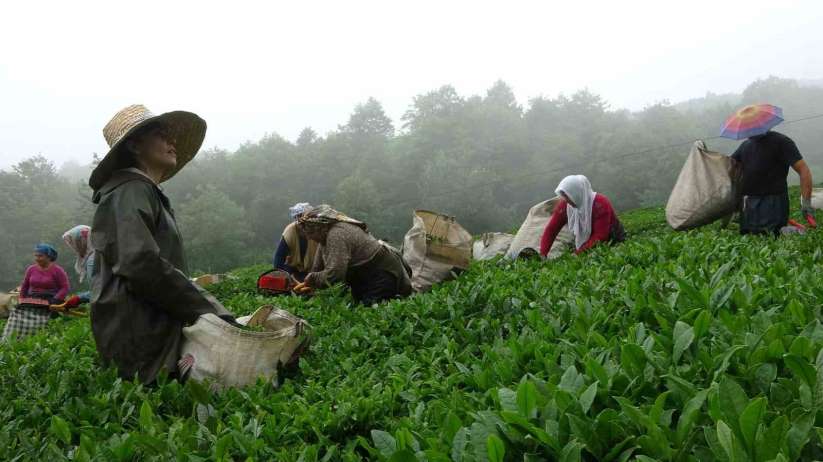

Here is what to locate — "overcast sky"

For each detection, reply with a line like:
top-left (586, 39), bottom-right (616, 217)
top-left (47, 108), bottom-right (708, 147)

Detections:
top-left (1, 0), bottom-right (821, 170)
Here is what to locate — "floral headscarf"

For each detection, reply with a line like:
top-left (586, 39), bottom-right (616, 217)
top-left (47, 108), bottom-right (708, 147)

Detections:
top-left (289, 202), bottom-right (313, 221)
top-left (298, 205), bottom-right (368, 232)
top-left (62, 225), bottom-right (93, 282)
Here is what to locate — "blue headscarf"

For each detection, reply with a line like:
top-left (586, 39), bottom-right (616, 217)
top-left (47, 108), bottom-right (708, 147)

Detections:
top-left (34, 243), bottom-right (58, 262)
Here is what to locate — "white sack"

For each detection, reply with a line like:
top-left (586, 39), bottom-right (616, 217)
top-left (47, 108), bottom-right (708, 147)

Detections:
top-left (506, 197), bottom-right (573, 260)
top-left (473, 233), bottom-right (515, 261)
top-left (810, 188), bottom-right (823, 210)
top-left (666, 140), bottom-right (738, 230)
top-left (403, 210), bottom-right (473, 293)
top-left (180, 305), bottom-right (309, 389)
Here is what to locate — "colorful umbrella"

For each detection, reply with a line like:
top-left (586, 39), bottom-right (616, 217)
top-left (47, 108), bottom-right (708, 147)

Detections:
top-left (720, 103), bottom-right (784, 140)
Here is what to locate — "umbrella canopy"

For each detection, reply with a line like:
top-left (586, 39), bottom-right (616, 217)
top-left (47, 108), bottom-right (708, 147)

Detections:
top-left (720, 104), bottom-right (784, 140)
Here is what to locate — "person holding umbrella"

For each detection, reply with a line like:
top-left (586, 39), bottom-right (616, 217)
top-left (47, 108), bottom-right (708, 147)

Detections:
top-left (721, 104), bottom-right (814, 235)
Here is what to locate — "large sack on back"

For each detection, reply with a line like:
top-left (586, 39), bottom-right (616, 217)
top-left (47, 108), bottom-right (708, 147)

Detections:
top-left (811, 188), bottom-right (823, 210)
top-left (473, 233), bottom-right (514, 261)
top-left (666, 140), bottom-right (739, 230)
top-left (0, 292), bottom-right (11, 319)
top-left (180, 305), bottom-right (309, 389)
top-left (506, 197), bottom-right (573, 260)
top-left (403, 210), bottom-right (472, 293)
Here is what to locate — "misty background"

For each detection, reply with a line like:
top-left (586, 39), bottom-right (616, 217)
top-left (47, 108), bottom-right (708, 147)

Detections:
top-left (2, 1), bottom-right (823, 289)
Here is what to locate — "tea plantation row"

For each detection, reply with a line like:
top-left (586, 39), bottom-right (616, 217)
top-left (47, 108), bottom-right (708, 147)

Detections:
top-left (2, 201), bottom-right (823, 461)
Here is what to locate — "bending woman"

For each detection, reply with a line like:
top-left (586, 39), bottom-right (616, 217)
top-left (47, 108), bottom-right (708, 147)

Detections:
top-left (272, 202), bottom-right (318, 281)
top-left (89, 104), bottom-right (234, 384)
top-left (294, 205), bottom-right (412, 305)
top-left (1, 244), bottom-right (70, 341)
top-left (540, 175), bottom-right (625, 256)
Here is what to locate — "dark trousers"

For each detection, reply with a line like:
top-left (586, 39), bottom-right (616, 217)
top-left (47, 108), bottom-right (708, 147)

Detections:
top-left (348, 268), bottom-right (400, 306)
top-left (740, 193), bottom-right (789, 236)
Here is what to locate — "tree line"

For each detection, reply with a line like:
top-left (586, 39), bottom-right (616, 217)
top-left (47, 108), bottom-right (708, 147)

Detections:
top-left (2, 76), bottom-right (822, 288)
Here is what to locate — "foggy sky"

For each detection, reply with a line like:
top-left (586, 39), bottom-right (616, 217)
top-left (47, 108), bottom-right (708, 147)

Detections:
top-left (1, 0), bottom-right (822, 170)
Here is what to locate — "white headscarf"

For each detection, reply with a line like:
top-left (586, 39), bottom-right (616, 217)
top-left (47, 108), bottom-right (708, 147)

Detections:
top-left (555, 175), bottom-right (596, 250)
top-left (289, 202), bottom-right (313, 221)
top-left (62, 225), bottom-right (93, 282)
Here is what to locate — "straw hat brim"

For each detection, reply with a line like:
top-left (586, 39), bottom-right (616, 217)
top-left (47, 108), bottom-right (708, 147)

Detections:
top-left (89, 111), bottom-right (206, 191)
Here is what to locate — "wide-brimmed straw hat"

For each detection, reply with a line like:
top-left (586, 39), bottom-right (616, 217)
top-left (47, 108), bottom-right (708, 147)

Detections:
top-left (89, 104), bottom-right (207, 190)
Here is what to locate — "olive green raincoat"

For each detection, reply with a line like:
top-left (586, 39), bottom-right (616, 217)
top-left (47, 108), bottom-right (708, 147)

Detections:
top-left (90, 170), bottom-right (231, 384)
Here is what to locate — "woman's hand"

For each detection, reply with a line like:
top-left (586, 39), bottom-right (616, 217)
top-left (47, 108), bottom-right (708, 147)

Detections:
top-left (293, 282), bottom-right (313, 295)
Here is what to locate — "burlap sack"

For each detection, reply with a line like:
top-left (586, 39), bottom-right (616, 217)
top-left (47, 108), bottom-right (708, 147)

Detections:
top-left (473, 233), bottom-right (515, 261)
top-left (402, 210), bottom-right (472, 293)
top-left (180, 305), bottom-right (309, 389)
top-left (0, 292), bottom-right (12, 319)
top-left (666, 140), bottom-right (739, 230)
top-left (506, 197), bottom-right (573, 260)
top-left (810, 188), bottom-right (823, 210)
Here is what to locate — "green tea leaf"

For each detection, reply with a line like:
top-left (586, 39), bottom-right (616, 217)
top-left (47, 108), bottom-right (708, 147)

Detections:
top-left (716, 420), bottom-right (736, 462)
top-left (786, 413), bottom-right (813, 461)
top-left (388, 449), bottom-right (418, 462)
top-left (579, 381), bottom-right (598, 415)
top-left (451, 427), bottom-right (468, 462)
top-left (486, 434), bottom-right (504, 462)
top-left (673, 321), bottom-right (694, 363)
top-left (693, 310), bottom-right (712, 341)
top-left (738, 397), bottom-right (767, 452)
top-left (371, 430), bottom-right (397, 458)
top-left (784, 354), bottom-right (817, 388)
top-left (497, 388), bottom-right (517, 413)
top-left (49, 415), bottom-right (71, 445)
top-left (756, 415), bottom-right (787, 462)
top-left (186, 379), bottom-right (211, 405)
top-left (139, 400), bottom-right (155, 433)
top-left (558, 366), bottom-right (582, 393)
top-left (719, 376), bottom-right (748, 425)
top-left (675, 388), bottom-right (708, 446)
top-left (559, 440), bottom-right (582, 462)
top-left (516, 380), bottom-right (537, 418)
top-left (621, 343), bottom-right (647, 377)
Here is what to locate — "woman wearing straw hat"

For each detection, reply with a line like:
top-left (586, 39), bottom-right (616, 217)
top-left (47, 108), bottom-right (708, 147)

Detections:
top-left (88, 104), bottom-right (235, 384)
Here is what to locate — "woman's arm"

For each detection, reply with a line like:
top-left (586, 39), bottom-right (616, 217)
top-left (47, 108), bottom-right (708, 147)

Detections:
top-left (273, 237), bottom-right (295, 272)
top-left (576, 195), bottom-right (614, 254)
top-left (540, 200), bottom-right (568, 257)
top-left (304, 228), bottom-right (351, 288)
top-left (53, 266), bottom-right (70, 301)
top-left (19, 266), bottom-right (32, 297)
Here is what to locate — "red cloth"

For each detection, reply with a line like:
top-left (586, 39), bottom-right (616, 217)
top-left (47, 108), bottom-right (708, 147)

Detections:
top-left (540, 194), bottom-right (618, 256)
top-left (20, 263), bottom-right (70, 301)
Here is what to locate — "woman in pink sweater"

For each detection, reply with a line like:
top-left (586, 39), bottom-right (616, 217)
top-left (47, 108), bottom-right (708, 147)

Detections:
top-left (2, 243), bottom-right (70, 341)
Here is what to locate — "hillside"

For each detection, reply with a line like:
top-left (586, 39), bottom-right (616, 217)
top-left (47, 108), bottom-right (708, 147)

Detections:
top-left (2, 192), bottom-right (823, 461)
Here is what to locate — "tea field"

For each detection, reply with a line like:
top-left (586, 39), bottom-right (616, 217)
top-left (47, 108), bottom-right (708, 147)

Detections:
top-left (3, 197), bottom-right (823, 461)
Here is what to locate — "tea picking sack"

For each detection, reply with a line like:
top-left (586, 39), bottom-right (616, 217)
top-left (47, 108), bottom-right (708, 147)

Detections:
top-left (403, 210), bottom-right (472, 292)
top-left (810, 188), bottom-right (823, 210)
top-left (472, 232), bottom-right (514, 261)
top-left (506, 197), bottom-right (573, 260)
top-left (666, 140), bottom-right (739, 230)
top-left (179, 305), bottom-right (309, 389)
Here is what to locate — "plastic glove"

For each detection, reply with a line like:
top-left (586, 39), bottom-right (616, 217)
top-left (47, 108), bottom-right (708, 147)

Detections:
top-left (801, 196), bottom-right (815, 218)
top-left (64, 295), bottom-right (81, 308)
